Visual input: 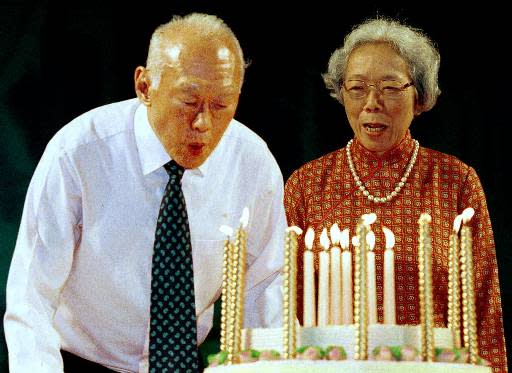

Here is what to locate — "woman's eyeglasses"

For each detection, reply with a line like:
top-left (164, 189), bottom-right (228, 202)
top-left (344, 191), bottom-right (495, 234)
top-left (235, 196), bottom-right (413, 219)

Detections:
top-left (343, 80), bottom-right (414, 100)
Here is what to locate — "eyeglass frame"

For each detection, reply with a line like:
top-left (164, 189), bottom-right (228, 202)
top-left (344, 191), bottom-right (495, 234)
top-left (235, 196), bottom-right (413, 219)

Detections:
top-left (341, 79), bottom-right (414, 100)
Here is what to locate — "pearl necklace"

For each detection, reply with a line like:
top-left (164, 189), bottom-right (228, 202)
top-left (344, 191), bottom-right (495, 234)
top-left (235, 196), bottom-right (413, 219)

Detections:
top-left (346, 138), bottom-right (419, 203)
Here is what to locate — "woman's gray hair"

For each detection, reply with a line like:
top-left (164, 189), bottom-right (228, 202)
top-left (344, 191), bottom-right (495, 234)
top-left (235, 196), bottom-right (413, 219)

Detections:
top-left (146, 13), bottom-right (246, 88)
top-left (323, 17), bottom-right (441, 112)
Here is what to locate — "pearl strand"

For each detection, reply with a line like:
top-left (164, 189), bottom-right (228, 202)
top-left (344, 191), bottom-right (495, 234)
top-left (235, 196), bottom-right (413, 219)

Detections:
top-left (346, 139), bottom-right (419, 203)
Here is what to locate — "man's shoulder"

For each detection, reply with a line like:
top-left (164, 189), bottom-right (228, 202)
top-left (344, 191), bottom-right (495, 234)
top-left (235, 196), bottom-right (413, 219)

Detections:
top-left (212, 119), bottom-right (281, 177)
top-left (223, 119), bottom-right (269, 151)
top-left (48, 98), bottom-right (140, 153)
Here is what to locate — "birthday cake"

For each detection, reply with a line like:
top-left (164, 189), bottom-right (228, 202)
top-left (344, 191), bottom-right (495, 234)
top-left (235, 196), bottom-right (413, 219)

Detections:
top-left (207, 211), bottom-right (491, 372)
top-left (205, 325), bottom-right (490, 372)
top-left (205, 360), bottom-right (490, 373)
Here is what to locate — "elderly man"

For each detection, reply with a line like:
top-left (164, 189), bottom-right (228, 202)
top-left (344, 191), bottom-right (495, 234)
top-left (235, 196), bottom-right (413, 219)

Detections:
top-left (4, 13), bottom-right (286, 373)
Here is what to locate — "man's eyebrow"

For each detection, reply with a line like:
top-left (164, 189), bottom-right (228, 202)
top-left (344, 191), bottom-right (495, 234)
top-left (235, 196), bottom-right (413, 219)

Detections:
top-left (176, 83), bottom-right (200, 91)
top-left (176, 83), bottom-right (238, 97)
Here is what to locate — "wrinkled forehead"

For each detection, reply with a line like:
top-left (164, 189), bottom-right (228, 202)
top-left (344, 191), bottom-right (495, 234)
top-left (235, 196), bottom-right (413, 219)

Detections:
top-left (162, 32), bottom-right (240, 68)
top-left (164, 42), bottom-right (237, 64)
top-left (160, 36), bottom-right (242, 88)
top-left (345, 43), bottom-right (410, 80)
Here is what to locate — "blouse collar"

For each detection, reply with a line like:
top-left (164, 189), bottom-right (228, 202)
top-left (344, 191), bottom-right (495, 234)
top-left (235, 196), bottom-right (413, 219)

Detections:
top-left (351, 130), bottom-right (415, 166)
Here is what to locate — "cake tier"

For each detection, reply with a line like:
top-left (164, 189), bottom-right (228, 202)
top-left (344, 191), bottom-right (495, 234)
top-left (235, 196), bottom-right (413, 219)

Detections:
top-left (205, 360), bottom-right (491, 373)
top-left (241, 324), bottom-right (453, 358)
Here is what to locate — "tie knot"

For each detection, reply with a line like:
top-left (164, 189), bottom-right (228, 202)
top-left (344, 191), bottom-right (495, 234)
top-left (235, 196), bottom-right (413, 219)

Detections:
top-left (164, 160), bottom-right (185, 181)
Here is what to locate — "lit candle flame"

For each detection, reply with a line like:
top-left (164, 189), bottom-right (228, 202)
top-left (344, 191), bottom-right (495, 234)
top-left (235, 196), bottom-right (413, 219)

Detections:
top-left (219, 225), bottom-right (234, 237)
top-left (305, 227), bottom-right (315, 250)
top-left (330, 223), bottom-right (341, 245)
top-left (366, 230), bottom-right (376, 251)
top-left (453, 215), bottom-right (463, 233)
top-left (320, 228), bottom-right (330, 250)
top-left (240, 207), bottom-right (249, 228)
top-left (286, 226), bottom-right (303, 235)
top-left (418, 213), bottom-right (432, 224)
top-left (461, 207), bottom-right (475, 224)
top-left (362, 213), bottom-right (377, 226)
top-left (382, 226), bottom-right (395, 249)
top-left (351, 235), bottom-right (359, 247)
top-left (340, 228), bottom-right (350, 250)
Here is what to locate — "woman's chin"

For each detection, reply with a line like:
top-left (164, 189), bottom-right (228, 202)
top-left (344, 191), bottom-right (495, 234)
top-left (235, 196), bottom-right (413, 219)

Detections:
top-left (358, 136), bottom-right (393, 154)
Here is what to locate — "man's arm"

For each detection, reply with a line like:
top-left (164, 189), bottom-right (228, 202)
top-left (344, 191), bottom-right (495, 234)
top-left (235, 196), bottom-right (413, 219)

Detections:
top-left (242, 151), bottom-right (287, 328)
top-left (4, 144), bottom-right (80, 373)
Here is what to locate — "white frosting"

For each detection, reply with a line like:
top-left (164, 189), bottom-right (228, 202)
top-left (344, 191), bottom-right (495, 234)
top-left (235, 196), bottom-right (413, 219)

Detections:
top-left (241, 325), bottom-right (453, 359)
top-left (206, 360), bottom-right (491, 373)
top-left (207, 325), bottom-right (491, 373)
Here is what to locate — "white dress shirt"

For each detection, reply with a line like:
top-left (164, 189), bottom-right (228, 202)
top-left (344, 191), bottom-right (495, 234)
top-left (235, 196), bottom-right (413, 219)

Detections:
top-left (4, 98), bottom-right (286, 373)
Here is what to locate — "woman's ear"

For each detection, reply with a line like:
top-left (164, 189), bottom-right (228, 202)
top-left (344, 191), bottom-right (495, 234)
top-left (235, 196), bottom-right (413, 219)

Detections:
top-left (414, 102), bottom-right (424, 116)
top-left (134, 66), bottom-right (151, 106)
top-left (413, 89), bottom-right (424, 116)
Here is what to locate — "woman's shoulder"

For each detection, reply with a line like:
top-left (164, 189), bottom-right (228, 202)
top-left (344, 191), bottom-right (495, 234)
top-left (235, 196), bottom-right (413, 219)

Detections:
top-left (419, 145), bottom-right (471, 173)
top-left (288, 148), bottom-right (344, 182)
top-left (295, 148), bottom-right (344, 173)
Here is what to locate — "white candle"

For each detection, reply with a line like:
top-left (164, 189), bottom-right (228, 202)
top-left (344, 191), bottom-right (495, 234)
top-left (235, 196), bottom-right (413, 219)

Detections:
top-left (382, 226), bottom-right (396, 324)
top-left (233, 208), bottom-right (249, 356)
top-left (448, 215), bottom-right (462, 349)
top-left (318, 228), bottom-right (330, 326)
top-left (329, 224), bottom-right (342, 325)
top-left (340, 228), bottom-right (352, 324)
top-left (366, 230), bottom-right (377, 324)
top-left (303, 227), bottom-right (316, 327)
top-left (461, 207), bottom-right (478, 364)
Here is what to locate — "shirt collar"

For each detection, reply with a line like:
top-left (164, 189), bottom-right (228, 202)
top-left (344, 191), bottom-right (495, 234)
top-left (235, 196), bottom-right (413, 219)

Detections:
top-left (133, 102), bottom-right (209, 177)
top-left (351, 130), bottom-right (415, 165)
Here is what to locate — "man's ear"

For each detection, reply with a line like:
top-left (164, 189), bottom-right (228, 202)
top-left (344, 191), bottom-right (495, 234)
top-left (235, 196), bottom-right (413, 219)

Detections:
top-left (134, 66), bottom-right (151, 106)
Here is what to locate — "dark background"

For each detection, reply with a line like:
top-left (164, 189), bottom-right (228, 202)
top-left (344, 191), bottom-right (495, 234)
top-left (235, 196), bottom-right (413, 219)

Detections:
top-left (1, 1), bottom-right (510, 371)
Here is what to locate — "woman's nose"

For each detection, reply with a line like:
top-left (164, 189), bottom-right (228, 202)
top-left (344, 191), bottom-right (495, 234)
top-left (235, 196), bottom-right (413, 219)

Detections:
top-left (363, 87), bottom-right (383, 111)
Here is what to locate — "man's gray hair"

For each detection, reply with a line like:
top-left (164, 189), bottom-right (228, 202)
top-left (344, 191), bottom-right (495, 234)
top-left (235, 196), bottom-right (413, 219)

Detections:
top-left (146, 13), bottom-right (246, 88)
top-left (323, 17), bottom-right (441, 112)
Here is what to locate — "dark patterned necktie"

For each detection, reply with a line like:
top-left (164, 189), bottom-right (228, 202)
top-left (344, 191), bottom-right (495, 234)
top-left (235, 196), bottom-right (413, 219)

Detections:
top-left (149, 160), bottom-right (199, 372)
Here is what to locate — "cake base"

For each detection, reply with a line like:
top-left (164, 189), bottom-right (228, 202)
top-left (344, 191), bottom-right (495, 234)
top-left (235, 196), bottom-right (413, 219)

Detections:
top-left (205, 360), bottom-right (491, 373)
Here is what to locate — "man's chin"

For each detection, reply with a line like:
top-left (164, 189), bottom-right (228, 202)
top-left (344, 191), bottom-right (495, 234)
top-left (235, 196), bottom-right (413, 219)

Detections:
top-left (175, 155), bottom-right (208, 170)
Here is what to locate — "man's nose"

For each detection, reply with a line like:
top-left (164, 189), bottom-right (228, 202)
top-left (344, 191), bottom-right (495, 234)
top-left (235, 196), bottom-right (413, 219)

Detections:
top-left (191, 104), bottom-right (213, 132)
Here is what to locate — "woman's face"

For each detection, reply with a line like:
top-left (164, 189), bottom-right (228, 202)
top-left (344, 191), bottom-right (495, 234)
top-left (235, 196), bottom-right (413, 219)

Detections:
top-left (342, 43), bottom-right (420, 155)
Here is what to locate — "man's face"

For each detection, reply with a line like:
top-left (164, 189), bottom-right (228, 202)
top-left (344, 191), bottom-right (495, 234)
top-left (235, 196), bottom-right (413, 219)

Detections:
top-left (137, 36), bottom-right (242, 169)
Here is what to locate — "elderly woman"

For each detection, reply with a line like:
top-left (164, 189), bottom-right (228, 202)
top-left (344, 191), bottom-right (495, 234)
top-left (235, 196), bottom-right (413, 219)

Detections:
top-left (284, 18), bottom-right (507, 372)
